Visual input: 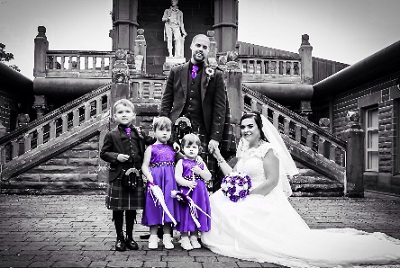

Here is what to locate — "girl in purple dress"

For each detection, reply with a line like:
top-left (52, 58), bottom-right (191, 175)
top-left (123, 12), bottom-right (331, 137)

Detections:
top-left (175, 134), bottom-right (212, 250)
top-left (141, 117), bottom-right (180, 250)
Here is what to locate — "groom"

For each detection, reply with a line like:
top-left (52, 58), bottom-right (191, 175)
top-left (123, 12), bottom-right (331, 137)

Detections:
top-left (160, 33), bottom-right (228, 188)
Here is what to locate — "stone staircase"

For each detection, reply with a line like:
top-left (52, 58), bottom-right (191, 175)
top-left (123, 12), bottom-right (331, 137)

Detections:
top-left (0, 78), bottom-right (346, 196)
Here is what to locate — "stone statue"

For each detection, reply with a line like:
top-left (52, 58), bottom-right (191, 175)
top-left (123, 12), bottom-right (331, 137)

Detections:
top-left (162, 0), bottom-right (187, 58)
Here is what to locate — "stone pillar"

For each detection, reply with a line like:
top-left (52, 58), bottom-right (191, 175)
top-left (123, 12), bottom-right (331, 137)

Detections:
top-left (342, 110), bottom-right (365, 197)
top-left (131, 28), bottom-right (146, 77)
top-left (298, 34), bottom-right (313, 84)
top-left (111, 0), bottom-right (139, 51)
top-left (208, 30), bottom-right (218, 66)
top-left (110, 49), bottom-right (130, 128)
top-left (213, 0), bottom-right (238, 53)
top-left (33, 26), bottom-right (49, 78)
top-left (224, 51), bottom-right (242, 125)
top-left (32, 95), bottom-right (47, 119)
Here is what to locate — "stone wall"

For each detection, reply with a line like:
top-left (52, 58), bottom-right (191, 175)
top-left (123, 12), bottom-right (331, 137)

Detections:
top-left (332, 71), bottom-right (400, 194)
top-left (2, 135), bottom-right (106, 194)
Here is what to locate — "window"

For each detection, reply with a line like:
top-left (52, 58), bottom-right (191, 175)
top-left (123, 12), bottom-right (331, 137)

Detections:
top-left (365, 107), bottom-right (379, 171)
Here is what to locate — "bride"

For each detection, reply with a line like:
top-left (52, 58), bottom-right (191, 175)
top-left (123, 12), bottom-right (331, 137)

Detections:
top-left (201, 111), bottom-right (400, 268)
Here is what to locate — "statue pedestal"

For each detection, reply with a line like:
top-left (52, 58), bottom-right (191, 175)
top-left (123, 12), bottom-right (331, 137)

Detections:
top-left (163, 57), bottom-right (186, 75)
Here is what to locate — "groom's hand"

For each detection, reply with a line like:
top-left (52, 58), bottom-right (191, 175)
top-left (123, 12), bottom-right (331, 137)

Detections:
top-left (208, 139), bottom-right (219, 153)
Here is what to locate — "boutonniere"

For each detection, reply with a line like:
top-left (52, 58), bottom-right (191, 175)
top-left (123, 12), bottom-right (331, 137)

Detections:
top-left (205, 67), bottom-right (215, 87)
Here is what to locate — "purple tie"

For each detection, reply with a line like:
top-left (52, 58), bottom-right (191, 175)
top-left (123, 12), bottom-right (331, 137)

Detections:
top-left (125, 127), bottom-right (131, 137)
top-left (191, 65), bottom-right (199, 79)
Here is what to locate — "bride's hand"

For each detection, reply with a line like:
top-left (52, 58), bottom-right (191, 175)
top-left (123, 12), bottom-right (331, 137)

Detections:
top-left (212, 147), bottom-right (222, 159)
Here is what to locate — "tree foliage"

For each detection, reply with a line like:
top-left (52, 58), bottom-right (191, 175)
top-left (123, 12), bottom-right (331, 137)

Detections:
top-left (0, 43), bottom-right (20, 72)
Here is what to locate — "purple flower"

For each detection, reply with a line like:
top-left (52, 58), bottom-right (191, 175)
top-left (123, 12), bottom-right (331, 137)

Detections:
top-left (239, 190), bottom-right (248, 199)
top-left (228, 186), bottom-right (236, 195)
top-left (237, 178), bottom-right (245, 186)
top-left (230, 195), bottom-right (239, 202)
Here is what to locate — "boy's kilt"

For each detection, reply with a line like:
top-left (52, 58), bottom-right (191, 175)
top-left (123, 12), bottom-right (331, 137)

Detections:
top-left (106, 176), bottom-right (144, 210)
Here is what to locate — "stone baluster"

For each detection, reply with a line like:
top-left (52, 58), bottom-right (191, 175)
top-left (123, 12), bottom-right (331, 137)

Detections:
top-left (329, 143), bottom-right (337, 162)
top-left (319, 137), bottom-right (326, 157)
top-left (73, 109), bottom-right (80, 127)
top-left (84, 56), bottom-right (89, 70)
top-left (60, 56), bottom-right (65, 70)
top-left (294, 124), bottom-right (302, 143)
top-left (11, 140), bottom-right (18, 159)
top-left (61, 114), bottom-right (68, 133)
top-left (250, 98), bottom-right (257, 111)
top-left (77, 56), bottom-right (81, 70)
top-left (37, 127), bottom-right (44, 146)
top-left (306, 129), bottom-right (314, 149)
top-left (261, 105), bottom-right (269, 119)
top-left (132, 28), bottom-right (146, 77)
top-left (84, 102), bottom-right (91, 121)
top-left (283, 117), bottom-right (290, 136)
top-left (49, 120), bottom-right (56, 140)
top-left (24, 133), bottom-right (32, 153)
top-left (96, 97), bottom-right (103, 115)
top-left (149, 82), bottom-right (155, 99)
top-left (68, 56), bottom-right (72, 70)
top-left (260, 60), bottom-right (266, 74)
top-left (272, 112), bottom-right (279, 129)
top-left (101, 57), bottom-right (105, 71)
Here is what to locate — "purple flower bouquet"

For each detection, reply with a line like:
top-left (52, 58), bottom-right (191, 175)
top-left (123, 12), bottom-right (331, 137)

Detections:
top-left (221, 172), bottom-right (252, 202)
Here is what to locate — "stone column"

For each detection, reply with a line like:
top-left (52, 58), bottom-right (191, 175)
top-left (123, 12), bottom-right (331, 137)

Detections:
top-left (342, 110), bottom-right (365, 197)
top-left (33, 26), bottom-right (49, 78)
top-left (298, 34), bottom-right (313, 84)
top-left (110, 49), bottom-right (130, 128)
top-left (224, 51), bottom-right (242, 125)
top-left (213, 0), bottom-right (238, 53)
top-left (111, 0), bottom-right (139, 51)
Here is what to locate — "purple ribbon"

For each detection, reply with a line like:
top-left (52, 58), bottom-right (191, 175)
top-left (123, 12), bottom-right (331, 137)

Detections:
top-left (191, 65), bottom-right (199, 79)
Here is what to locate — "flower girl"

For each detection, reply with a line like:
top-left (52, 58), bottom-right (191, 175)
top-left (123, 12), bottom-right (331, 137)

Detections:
top-left (174, 134), bottom-right (212, 250)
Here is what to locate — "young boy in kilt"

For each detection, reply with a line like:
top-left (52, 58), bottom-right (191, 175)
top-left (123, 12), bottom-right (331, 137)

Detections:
top-left (100, 99), bottom-right (152, 251)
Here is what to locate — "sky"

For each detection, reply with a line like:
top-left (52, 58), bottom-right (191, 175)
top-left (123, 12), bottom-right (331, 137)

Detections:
top-left (1, 0), bottom-right (400, 80)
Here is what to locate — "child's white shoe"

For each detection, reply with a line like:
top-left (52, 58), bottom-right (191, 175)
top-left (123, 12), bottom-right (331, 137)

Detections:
top-left (148, 235), bottom-right (159, 249)
top-left (189, 236), bottom-right (201, 249)
top-left (180, 237), bottom-right (193, 251)
top-left (162, 234), bottom-right (174, 249)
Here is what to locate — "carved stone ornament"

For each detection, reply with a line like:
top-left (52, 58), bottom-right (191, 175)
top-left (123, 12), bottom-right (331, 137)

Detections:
top-left (346, 110), bottom-right (360, 124)
top-left (301, 34), bottom-right (310, 46)
top-left (112, 49), bottom-right (129, 84)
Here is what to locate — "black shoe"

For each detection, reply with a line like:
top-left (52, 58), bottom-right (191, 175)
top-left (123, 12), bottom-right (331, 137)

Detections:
top-left (115, 237), bottom-right (126, 251)
top-left (125, 237), bottom-right (139, 250)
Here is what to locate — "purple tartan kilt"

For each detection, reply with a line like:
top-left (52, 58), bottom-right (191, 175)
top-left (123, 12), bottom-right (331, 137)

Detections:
top-left (105, 177), bottom-right (145, 210)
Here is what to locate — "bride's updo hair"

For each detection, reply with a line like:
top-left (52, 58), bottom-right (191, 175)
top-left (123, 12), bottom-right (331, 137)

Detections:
top-left (240, 111), bottom-right (268, 142)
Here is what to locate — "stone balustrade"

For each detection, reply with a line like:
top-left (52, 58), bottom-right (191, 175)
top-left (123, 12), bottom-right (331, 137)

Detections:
top-left (239, 56), bottom-right (302, 83)
top-left (0, 84), bottom-right (111, 164)
top-left (242, 85), bottom-right (346, 167)
top-left (130, 78), bottom-right (167, 102)
top-left (46, 50), bottom-right (114, 78)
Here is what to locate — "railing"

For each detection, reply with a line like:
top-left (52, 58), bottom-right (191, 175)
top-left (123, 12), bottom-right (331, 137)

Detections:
top-left (242, 85), bottom-right (346, 167)
top-left (46, 50), bottom-right (114, 78)
top-left (130, 77), bottom-right (167, 102)
top-left (0, 84), bottom-right (112, 164)
top-left (239, 56), bottom-right (302, 83)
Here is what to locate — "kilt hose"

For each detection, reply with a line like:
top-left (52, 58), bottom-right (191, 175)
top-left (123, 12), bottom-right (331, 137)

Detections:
top-left (106, 176), bottom-right (145, 211)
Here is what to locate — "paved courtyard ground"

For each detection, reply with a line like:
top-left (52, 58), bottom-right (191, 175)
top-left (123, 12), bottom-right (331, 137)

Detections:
top-left (1, 191), bottom-right (400, 268)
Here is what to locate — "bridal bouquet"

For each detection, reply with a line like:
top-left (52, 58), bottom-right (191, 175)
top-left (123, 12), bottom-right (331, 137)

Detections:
top-left (221, 172), bottom-right (252, 202)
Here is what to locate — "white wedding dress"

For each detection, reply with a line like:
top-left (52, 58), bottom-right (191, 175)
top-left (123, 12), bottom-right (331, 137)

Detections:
top-left (202, 142), bottom-right (400, 268)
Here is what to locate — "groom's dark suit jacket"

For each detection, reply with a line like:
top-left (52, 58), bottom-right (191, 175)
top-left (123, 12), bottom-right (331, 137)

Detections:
top-left (160, 62), bottom-right (227, 142)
